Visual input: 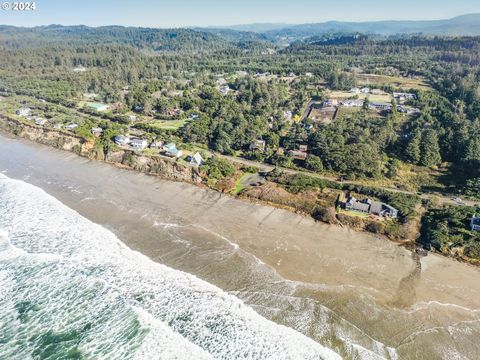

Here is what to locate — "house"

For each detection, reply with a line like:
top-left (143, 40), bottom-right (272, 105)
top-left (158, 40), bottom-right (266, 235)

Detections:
top-left (283, 110), bottom-right (293, 120)
top-left (134, 105), bottom-right (144, 113)
top-left (91, 127), bottom-right (103, 137)
top-left (471, 215), bottom-right (480, 231)
top-left (289, 145), bottom-right (308, 160)
top-left (163, 143), bottom-right (183, 158)
top-left (216, 77), bottom-right (227, 86)
top-left (188, 113), bottom-right (200, 120)
top-left (34, 118), bottom-right (47, 126)
top-left (342, 99), bottom-right (364, 107)
top-left (130, 138), bottom-right (148, 150)
top-left (16, 107), bottom-right (31, 117)
top-left (87, 103), bottom-right (109, 112)
top-left (393, 92), bottom-right (416, 102)
top-left (397, 105), bottom-right (420, 114)
top-left (344, 196), bottom-right (398, 218)
top-left (350, 87), bottom-right (361, 94)
top-left (114, 135), bottom-right (130, 146)
top-left (324, 99), bottom-right (338, 107)
top-left (129, 115), bottom-right (137, 122)
top-left (369, 102), bottom-right (392, 111)
top-left (65, 123), bottom-right (78, 131)
top-left (249, 139), bottom-right (266, 152)
top-left (189, 152), bottom-right (204, 167)
top-left (73, 65), bottom-right (87, 72)
top-left (149, 140), bottom-right (164, 149)
top-left (360, 87), bottom-right (370, 93)
top-left (219, 85), bottom-right (230, 95)
top-left (53, 123), bottom-right (62, 130)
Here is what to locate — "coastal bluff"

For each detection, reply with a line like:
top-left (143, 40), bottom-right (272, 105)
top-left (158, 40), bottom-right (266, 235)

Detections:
top-left (0, 115), bottom-right (202, 184)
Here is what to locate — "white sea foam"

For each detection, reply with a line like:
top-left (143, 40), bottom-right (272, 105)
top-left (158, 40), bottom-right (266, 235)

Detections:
top-left (0, 175), bottom-right (341, 360)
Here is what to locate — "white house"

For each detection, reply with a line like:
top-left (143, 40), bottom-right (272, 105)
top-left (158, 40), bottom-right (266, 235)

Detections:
top-left (189, 152), bottom-right (204, 167)
top-left (91, 127), bottom-right (103, 137)
top-left (342, 99), bottom-right (364, 107)
top-left (360, 87), bottom-right (370, 93)
top-left (65, 123), bottom-right (78, 131)
top-left (350, 87), bottom-right (360, 94)
top-left (73, 65), bottom-right (87, 72)
top-left (16, 107), bottom-right (31, 117)
top-left (34, 118), bottom-right (47, 126)
top-left (130, 138), bottom-right (148, 150)
top-left (472, 215), bottom-right (480, 231)
top-left (114, 135), bottom-right (130, 146)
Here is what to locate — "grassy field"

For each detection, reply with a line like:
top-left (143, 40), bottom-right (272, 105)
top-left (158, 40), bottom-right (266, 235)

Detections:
top-left (356, 74), bottom-right (432, 91)
top-left (145, 119), bottom-right (189, 130)
top-left (328, 90), bottom-right (393, 103)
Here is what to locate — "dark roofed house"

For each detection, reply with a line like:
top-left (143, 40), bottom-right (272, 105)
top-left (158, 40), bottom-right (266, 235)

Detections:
top-left (472, 215), bottom-right (480, 232)
top-left (344, 196), bottom-right (398, 218)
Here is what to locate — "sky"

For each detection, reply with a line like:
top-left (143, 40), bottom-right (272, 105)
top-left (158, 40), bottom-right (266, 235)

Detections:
top-left (1, 0), bottom-right (480, 28)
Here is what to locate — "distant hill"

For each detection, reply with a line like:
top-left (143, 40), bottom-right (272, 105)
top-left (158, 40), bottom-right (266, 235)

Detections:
top-left (221, 14), bottom-right (480, 41)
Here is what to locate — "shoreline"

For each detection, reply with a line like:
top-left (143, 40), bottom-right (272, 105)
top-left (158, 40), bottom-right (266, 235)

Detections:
top-left (2, 131), bottom-right (480, 359)
top-left (0, 115), bottom-right (420, 251)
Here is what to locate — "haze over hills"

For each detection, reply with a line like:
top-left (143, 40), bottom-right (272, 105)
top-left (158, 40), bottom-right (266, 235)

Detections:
top-left (209, 14), bottom-right (480, 39)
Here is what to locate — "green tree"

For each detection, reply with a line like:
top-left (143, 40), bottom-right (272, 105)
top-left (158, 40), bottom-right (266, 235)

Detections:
top-left (420, 129), bottom-right (442, 167)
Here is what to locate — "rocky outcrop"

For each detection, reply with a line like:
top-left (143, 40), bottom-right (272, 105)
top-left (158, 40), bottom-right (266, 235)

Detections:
top-left (0, 115), bottom-right (202, 184)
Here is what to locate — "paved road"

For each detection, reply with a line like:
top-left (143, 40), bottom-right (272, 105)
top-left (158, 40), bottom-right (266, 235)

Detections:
top-left (216, 153), bottom-right (480, 208)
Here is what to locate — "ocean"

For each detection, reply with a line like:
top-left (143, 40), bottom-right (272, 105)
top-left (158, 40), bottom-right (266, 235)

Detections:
top-left (0, 174), bottom-right (340, 359)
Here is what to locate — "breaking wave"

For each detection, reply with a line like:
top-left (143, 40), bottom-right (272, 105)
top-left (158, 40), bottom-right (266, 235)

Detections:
top-left (0, 174), bottom-right (340, 359)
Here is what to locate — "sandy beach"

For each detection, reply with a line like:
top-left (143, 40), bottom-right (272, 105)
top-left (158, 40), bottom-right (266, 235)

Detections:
top-left (1, 132), bottom-right (480, 359)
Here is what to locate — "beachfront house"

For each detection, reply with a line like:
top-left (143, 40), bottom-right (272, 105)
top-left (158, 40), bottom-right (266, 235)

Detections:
top-left (91, 127), bottom-right (103, 137)
top-left (189, 152), bottom-right (204, 167)
top-left (16, 107), bottom-right (31, 117)
top-left (65, 123), bottom-right (78, 131)
top-left (130, 138), bottom-right (148, 150)
top-left (249, 139), bottom-right (266, 152)
top-left (149, 140), bottom-right (164, 149)
top-left (344, 196), bottom-right (398, 218)
top-left (34, 117), bottom-right (47, 126)
top-left (471, 215), bottom-right (480, 231)
top-left (114, 135), bottom-right (130, 146)
top-left (87, 103), bottom-right (109, 112)
top-left (163, 143), bottom-right (183, 158)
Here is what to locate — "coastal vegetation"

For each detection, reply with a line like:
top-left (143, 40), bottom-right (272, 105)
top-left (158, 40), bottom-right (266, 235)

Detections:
top-left (1, 25), bottom-right (480, 262)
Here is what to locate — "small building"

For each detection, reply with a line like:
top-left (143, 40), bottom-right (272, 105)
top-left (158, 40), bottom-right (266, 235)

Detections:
top-left (130, 138), bottom-right (148, 150)
top-left (342, 99), bottom-right (364, 107)
top-left (91, 127), bottom-right (103, 137)
top-left (393, 92), bottom-right (416, 102)
top-left (324, 99), bottom-right (338, 107)
top-left (53, 123), bottom-right (62, 130)
top-left (188, 113), bottom-right (200, 120)
top-left (16, 107), bottom-right (31, 117)
top-left (369, 102), bottom-right (392, 111)
top-left (360, 87), bottom-right (370, 93)
top-left (189, 152), bottom-right (204, 167)
top-left (288, 150), bottom-right (307, 160)
top-left (370, 89), bottom-right (383, 95)
top-left (249, 139), bottom-right (266, 152)
top-left (163, 143), bottom-right (183, 158)
top-left (149, 140), bottom-right (164, 149)
top-left (350, 87), bottom-right (360, 94)
top-left (219, 85), bottom-right (230, 95)
top-left (114, 135), bottom-right (130, 146)
top-left (65, 123), bottom-right (78, 131)
top-left (87, 103), bottom-right (109, 112)
top-left (471, 215), bottom-right (480, 232)
top-left (73, 65), bottom-right (87, 72)
top-left (83, 93), bottom-right (98, 100)
top-left (34, 118), bottom-right (47, 126)
top-left (283, 110), bottom-right (293, 120)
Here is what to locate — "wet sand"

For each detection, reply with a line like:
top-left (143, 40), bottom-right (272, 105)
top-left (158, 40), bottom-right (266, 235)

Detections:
top-left (1, 133), bottom-right (480, 359)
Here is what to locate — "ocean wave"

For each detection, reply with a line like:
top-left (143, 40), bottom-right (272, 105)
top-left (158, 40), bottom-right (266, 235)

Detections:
top-left (0, 175), bottom-right (340, 360)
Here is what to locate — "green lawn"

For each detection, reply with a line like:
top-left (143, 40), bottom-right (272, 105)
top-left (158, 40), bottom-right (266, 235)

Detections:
top-left (147, 119), bottom-right (189, 130)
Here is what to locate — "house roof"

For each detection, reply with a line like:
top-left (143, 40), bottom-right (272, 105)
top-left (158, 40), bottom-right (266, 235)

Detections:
top-left (351, 202), bottom-right (370, 213)
top-left (473, 216), bottom-right (480, 226)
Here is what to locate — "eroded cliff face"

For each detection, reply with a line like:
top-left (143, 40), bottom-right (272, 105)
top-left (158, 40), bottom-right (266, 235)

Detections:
top-left (0, 116), bottom-right (202, 184)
